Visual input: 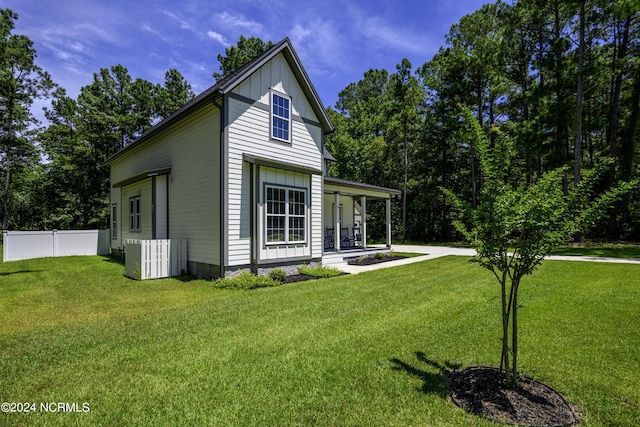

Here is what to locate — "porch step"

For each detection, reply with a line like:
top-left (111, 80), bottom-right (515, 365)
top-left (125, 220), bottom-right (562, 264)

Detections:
top-left (322, 253), bottom-right (349, 265)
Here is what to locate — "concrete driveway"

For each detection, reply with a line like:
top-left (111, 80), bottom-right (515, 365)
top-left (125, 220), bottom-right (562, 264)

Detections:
top-left (335, 244), bottom-right (640, 275)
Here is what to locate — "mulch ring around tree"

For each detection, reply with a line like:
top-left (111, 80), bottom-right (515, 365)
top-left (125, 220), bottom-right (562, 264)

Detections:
top-left (446, 366), bottom-right (580, 426)
top-left (347, 254), bottom-right (408, 266)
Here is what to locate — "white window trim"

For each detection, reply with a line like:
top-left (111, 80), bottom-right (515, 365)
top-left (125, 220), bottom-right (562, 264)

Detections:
top-left (270, 90), bottom-right (292, 143)
top-left (129, 196), bottom-right (141, 232)
top-left (265, 184), bottom-right (307, 245)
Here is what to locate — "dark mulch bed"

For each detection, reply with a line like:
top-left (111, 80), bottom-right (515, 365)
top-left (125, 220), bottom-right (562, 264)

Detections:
top-left (446, 366), bottom-right (580, 426)
top-left (347, 254), bottom-right (407, 266)
top-left (281, 272), bottom-right (348, 283)
top-left (281, 274), bottom-right (320, 283)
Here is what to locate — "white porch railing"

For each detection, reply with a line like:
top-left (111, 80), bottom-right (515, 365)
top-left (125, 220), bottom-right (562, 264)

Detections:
top-left (124, 239), bottom-right (187, 280)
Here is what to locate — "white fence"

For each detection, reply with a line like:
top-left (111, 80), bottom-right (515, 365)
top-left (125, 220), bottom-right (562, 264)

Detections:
top-left (124, 239), bottom-right (187, 280)
top-left (3, 230), bottom-right (110, 262)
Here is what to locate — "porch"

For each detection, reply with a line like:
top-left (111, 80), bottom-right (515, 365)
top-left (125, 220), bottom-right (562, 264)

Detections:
top-left (322, 245), bottom-right (391, 265)
top-left (322, 176), bottom-right (401, 264)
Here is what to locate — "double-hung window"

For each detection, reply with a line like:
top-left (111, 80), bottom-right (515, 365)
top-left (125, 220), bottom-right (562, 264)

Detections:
top-left (271, 92), bottom-right (291, 142)
top-left (129, 196), bottom-right (141, 232)
top-left (265, 185), bottom-right (306, 244)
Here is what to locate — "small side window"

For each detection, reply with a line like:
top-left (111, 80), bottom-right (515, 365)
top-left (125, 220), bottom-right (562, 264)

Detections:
top-left (129, 196), bottom-right (141, 232)
top-left (111, 204), bottom-right (117, 239)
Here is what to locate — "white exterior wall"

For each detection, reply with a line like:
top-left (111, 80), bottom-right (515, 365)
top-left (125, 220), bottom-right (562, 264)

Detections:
top-left (155, 175), bottom-right (168, 239)
top-left (324, 195), bottom-right (356, 231)
top-left (110, 105), bottom-right (221, 266)
top-left (226, 53), bottom-right (324, 266)
top-left (121, 180), bottom-right (153, 241)
top-left (257, 167), bottom-right (311, 261)
top-left (111, 187), bottom-right (122, 243)
top-left (310, 174), bottom-right (322, 259)
top-left (234, 53), bottom-right (317, 120)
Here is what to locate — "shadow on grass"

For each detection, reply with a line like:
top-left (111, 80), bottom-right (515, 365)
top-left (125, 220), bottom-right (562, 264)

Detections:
top-left (174, 274), bottom-right (200, 283)
top-left (550, 246), bottom-right (640, 259)
top-left (102, 254), bottom-right (125, 265)
top-left (0, 270), bottom-right (44, 276)
top-left (390, 351), bottom-right (461, 397)
top-left (103, 255), bottom-right (200, 283)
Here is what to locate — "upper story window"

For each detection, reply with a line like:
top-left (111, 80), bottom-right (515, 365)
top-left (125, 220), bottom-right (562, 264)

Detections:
top-left (271, 92), bottom-right (291, 143)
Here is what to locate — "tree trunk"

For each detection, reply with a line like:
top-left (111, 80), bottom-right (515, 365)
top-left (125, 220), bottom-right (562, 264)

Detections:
top-left (510, 279), bottom-right (520, 387)
top-left (619, 61), bottom-right (640, 181)
top-left (2, 95), bottom-right (15, 231)
top-left (403, 125), bottom-right (408, 241)
top-left (500, 271), bottom-right (510, 382)
top-left (574, 1), bottom-right (584, 186)
top-left (573, 1), bottom-right (585, 243)
top-left (607, 16), bottom-right (631, 161)
top-left (606, 16), bottom-right (632, 239)
top-left (2, 146), bottom-right (11, 230)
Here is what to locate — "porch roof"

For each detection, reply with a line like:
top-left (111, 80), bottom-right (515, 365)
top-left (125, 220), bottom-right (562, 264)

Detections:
top-left (323, 176), bottom-right (401, 199)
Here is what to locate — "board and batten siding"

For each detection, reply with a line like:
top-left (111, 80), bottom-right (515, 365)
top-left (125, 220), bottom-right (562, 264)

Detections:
top-left (257, 167), bottom-right (312, 261)
top-left (110, 104), bottom-right (221, 266)
top-left (120, 180), bottom-right (152, 241)
top-left (226, 54), bottom-right (323, 266)
top-left (311, 174), bottom-right (322, 259)
top-left (232, 53), bottom-right (317, 120)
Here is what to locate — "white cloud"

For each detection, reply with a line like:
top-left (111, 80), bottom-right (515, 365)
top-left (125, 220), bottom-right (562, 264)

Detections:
top-left (69, 41), bottom-right (86, 53)
top-left (288, 17), bottom-right (348, 84)
top-left (207, 31), bottom-right (229, 47)
top-left (141, 23), bottom-right (178, 44)
top-left (161, 10), bottom-right (195, 32)
top-left (290, 24), bottom-right (311, 42)
top-left (352, 12), bottom-right (435, 56)
top-left (214, 11), bottom-right (264, 34)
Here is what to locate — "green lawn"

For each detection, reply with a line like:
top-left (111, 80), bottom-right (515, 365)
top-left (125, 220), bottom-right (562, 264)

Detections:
top-left (1, 255), bottom-right (639, 426)
top-left (550, 242), bottom-right (640, 259)
top-left (391, 251), bottom-right (425, 258)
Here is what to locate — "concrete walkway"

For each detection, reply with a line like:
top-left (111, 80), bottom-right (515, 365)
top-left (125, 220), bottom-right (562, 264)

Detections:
top-left (335, 244), bottom-right (640, 275)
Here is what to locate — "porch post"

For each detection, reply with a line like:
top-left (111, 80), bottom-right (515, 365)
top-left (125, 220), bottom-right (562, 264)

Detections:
top-left (386, 198), bottom-right (392, 248)
top-left (334, 192), bottom-right (340, 253)
top-left (360, 195), bottom-right (367, 249)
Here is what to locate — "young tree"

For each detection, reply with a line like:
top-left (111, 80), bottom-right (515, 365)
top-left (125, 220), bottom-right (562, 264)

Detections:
top-left (445, 107), bottom-right (637, 386)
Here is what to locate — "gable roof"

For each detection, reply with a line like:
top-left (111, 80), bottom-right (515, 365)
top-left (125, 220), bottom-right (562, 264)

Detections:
top-left (108, 37), bottom-right (334, 163)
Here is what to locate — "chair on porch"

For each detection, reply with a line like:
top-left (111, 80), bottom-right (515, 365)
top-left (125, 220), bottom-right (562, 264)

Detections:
top-left (340, 227), bottom-right (352, 249)
top-left (353, 226), bottom-right (362, 248)
top-left (324, 227), bottom-right (335, 251)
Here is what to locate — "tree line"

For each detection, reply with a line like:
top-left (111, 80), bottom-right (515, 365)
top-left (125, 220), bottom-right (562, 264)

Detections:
top-left (0, 9), bottom-right (194, 230)
top-left (326, 0), bottom-right (640, 242)
top-left (2, 1), bottom-right (639, 243)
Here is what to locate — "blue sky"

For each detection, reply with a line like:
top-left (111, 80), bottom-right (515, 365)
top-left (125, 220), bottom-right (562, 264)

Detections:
top-left (6, 0), bottom-right (489, 120)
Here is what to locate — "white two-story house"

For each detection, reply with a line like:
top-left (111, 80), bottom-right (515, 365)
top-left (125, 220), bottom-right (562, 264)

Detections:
top-left (108, 38), bottom-right (400, 278)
